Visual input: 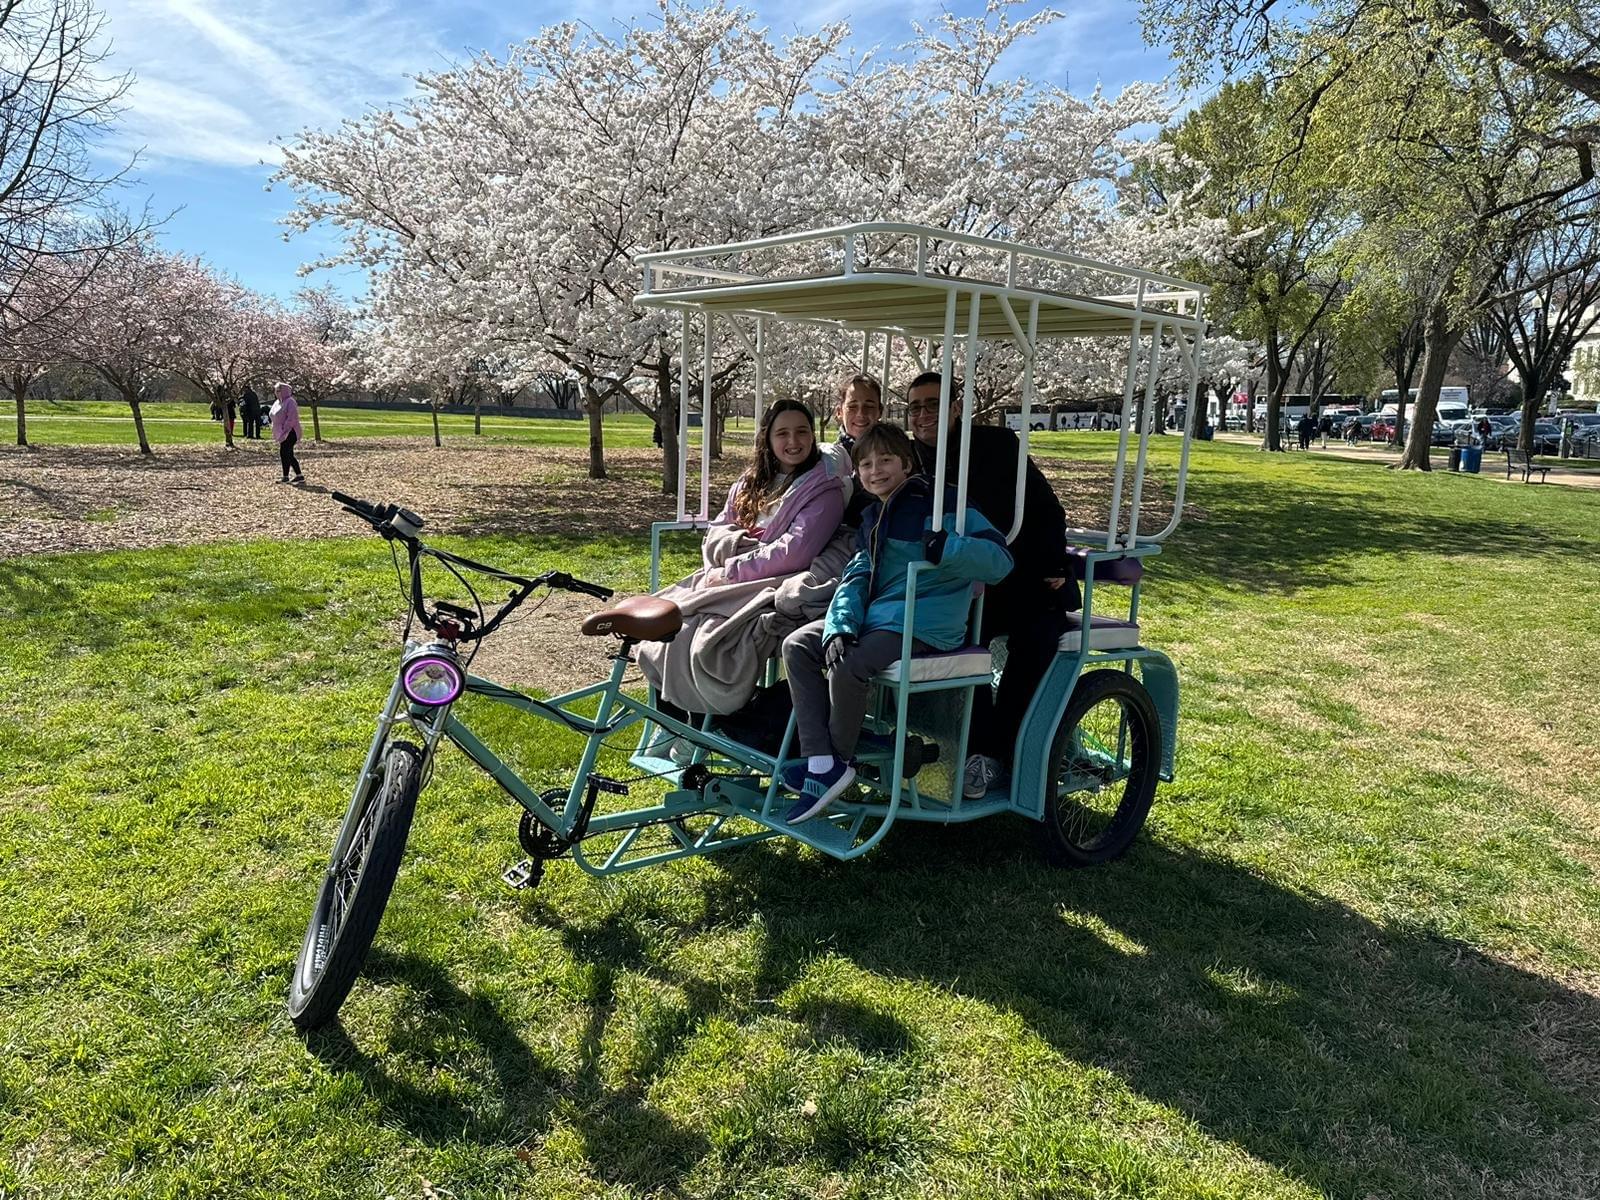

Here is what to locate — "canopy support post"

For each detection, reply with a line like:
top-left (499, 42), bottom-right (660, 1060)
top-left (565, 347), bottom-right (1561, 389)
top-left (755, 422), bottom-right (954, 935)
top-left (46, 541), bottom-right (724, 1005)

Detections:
top-left (753, 317), bottom-right (765, 434)
top-left (1106, 283), bottom-right (1148, 550)
top-left (1007, 298), bottom-right (1040, 545)
top-left (1127, 320), bottom-right (1165, 545)
top-left (932, 291), bottom-right (958, 529)
top-left (955, 292), bottom-right (982, 536)
top-left (678, 310), bottom-right (690, 522)
top-left (701, 311), bottom-right (714, 522)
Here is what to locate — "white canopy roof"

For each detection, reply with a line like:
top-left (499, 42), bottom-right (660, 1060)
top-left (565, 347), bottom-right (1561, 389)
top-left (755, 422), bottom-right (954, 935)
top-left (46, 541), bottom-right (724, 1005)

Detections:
top-left (635, 223), bottom-right (1207, 340)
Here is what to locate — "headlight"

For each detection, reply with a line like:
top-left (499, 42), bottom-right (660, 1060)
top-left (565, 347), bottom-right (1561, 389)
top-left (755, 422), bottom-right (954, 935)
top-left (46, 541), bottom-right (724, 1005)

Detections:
top-left (402, 646), bottom-right (464, 706)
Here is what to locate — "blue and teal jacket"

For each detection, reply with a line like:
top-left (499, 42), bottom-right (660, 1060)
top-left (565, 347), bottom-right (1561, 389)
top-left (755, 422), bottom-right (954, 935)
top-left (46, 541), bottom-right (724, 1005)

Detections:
top-left (823, 475), bottom-right (1014, 650)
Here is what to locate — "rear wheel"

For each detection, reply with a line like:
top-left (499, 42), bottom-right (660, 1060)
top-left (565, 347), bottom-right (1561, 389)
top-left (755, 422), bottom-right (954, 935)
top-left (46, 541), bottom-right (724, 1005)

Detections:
top-left (289, 741), bottom-right (421, 1031)
top-left (1038, 670), bottom-right (1160, 867)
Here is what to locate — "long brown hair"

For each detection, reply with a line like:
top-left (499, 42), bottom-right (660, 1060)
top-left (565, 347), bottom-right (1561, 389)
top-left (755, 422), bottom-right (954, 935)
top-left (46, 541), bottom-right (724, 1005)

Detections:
top-left (732, 398), bottom-right (820, 529)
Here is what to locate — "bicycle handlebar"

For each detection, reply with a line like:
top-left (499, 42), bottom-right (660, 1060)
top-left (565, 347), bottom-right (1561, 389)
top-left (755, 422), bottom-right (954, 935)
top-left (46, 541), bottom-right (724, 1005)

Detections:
top-left (329, 493), bottom-right (614, 639)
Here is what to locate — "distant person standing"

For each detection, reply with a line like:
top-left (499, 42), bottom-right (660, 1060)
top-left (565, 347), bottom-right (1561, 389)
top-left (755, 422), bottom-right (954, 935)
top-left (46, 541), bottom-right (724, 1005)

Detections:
top-left (241, 384), bottom-right (262, 439)
top-left (1318, 412), bottom-right (1333, 447)
top-left (218, 385), bottom-right (237, 448)
top-left (1297, 412), bottom-right (1315, 450)
top-left (270, 382), bottom-right (305, 484)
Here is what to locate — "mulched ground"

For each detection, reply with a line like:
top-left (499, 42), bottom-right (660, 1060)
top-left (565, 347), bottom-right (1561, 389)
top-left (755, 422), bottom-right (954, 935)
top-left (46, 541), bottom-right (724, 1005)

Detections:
top-left (0, 436), bottom-right (1180, 561)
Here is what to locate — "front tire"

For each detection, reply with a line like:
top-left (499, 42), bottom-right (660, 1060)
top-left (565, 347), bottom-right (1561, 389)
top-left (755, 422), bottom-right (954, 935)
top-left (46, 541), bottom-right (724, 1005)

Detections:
top-left (1038, 670), bottom-right (1161, 867)
top-left (289, 741), bottom-right (421, 1031)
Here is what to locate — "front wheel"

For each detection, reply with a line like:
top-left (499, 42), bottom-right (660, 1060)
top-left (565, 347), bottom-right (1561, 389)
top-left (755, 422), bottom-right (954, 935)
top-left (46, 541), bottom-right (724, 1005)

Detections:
top-left (289, 741), bottom-right (421, 1031)
top-left (1038, 670), bottom-right (1161, 867)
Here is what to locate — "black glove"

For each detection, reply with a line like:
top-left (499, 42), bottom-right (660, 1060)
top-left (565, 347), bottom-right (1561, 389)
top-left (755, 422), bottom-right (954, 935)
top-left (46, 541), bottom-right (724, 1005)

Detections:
top-left (922, 529), bottom-right (949, 564)
top-left (823, 634), bottom-right (856, 672)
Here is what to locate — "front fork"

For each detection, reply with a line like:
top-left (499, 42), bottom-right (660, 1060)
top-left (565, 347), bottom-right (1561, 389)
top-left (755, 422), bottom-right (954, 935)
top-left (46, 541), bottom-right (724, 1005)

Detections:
top-left (326, 663), bottom-right (455, 868)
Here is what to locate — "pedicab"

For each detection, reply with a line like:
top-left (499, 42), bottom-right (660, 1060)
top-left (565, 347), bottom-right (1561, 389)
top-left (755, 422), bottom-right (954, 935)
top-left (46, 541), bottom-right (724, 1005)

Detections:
top-left (287, 222), bottom-right (1209, 1031)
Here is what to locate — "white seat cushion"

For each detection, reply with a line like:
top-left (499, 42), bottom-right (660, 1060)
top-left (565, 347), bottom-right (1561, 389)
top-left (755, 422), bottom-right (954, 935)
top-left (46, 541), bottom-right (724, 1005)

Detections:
top-left (876, 647), bottom-right (993, 684)
top-left (1059, 614), bottom-right (1141, 653)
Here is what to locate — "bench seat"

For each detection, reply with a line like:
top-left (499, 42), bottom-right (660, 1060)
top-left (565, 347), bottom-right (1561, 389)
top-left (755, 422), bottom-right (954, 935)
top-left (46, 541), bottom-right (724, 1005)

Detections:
top-left (1059, 613), bottom-right (1141, 654)
top-left (873, 613), bottom-right (1142, 686)
top-left (876, 647), bottom-right (992, 684)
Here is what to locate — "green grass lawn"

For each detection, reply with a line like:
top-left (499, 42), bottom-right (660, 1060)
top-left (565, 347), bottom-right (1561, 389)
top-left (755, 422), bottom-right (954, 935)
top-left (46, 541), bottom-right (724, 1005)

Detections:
top-left (2, 440), bottom-right (1599, 1198)
top-left (0, 398), bottom-right (674, 449)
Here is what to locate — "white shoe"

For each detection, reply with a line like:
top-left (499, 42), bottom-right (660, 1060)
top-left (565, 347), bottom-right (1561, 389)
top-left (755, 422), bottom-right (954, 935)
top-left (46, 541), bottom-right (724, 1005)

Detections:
top-left (963, 754), bottom-right (1006, 800)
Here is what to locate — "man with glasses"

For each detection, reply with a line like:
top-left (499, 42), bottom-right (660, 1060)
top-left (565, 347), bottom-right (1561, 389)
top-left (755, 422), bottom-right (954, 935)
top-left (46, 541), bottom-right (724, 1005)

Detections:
top-left (904, 371), bottom-right (1077, 800)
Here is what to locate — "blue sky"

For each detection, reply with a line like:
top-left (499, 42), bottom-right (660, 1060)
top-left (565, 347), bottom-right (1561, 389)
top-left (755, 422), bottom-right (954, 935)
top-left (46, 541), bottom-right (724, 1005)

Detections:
top-left (97, 0), bottom-right (1178, 301)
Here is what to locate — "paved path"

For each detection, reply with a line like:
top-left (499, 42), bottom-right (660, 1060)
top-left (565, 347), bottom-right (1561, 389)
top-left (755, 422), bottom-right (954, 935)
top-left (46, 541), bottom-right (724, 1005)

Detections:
top-left (1213, 431), bottom-right (1600, 490)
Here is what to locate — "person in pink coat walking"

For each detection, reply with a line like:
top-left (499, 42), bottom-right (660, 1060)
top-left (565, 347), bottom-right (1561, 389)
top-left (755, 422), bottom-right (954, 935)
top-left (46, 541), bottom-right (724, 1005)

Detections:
top-left (269, 382), bottom-right (305, 484)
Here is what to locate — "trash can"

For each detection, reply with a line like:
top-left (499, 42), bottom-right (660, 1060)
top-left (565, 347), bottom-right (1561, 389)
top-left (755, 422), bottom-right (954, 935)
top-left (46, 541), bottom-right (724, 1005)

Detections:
top-left (1462, 445), bottom-right (1482, 473)
top-left (1448, 446), bottom-right (1462, 472)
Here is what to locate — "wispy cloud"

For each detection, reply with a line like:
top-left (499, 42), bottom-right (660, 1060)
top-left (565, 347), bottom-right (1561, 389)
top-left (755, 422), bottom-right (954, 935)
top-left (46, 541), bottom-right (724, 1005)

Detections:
top-left (98, 0), bottom-right (461, 167)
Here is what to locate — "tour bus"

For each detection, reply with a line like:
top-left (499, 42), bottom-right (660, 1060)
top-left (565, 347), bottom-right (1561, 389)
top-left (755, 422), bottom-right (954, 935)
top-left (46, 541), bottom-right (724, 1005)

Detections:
top-left (1381, 387), bottom-right (1471, 424)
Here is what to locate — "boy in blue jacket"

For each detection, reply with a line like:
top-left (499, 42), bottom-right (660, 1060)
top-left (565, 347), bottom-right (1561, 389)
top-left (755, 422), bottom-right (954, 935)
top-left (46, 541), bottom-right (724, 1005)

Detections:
top-left (779, 423), bottom-right (1013, 823)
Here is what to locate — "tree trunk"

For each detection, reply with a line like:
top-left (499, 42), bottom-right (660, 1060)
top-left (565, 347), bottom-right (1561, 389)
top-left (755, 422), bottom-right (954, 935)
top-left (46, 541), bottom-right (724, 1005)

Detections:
top-left (657, 355), bottom-right (679, 498)
top-left (709, 396), bottom-right (725, 460)
top-left (430, 399), bottom-right (442, 448)
top-left (1517, 382), bottom-right (1544, 453)
top-left (310, 397), bottom-right (324, 442)
top-left (1399, 304), bottom-right (1462, 471)
top-left (129, 396), bottom-right (152, 456)
top-left (11, 376), bottom-right (28, 447)
top-left (473, 394), bottom-right (482, 436)
top-left (585, 389), bottom-right (606, 480)
top-left (1261, 335), bottom-right (1284, 451)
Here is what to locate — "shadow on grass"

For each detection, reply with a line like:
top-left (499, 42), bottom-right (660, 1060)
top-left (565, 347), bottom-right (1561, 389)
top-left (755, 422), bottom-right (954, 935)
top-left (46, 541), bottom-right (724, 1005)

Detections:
top-left (1156, 469), bottom-right (1596, 594)
top-left (720, 827), bottom-right (1599, 1197)
top-left (514, 824), bottom-right (1599, 1198)
top-left (303, 947), bottom-right (709, 1194)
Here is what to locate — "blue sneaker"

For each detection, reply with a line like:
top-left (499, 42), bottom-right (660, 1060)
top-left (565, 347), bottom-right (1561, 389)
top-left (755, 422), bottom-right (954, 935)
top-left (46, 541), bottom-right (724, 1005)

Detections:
top-left (778, 760), bottom-right (810, 793)
top-left (784, 759), bottom-right (857, 824)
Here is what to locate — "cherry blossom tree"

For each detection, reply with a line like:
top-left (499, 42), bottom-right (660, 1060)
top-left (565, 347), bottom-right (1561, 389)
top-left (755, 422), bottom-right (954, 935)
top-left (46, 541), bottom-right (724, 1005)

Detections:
top-left (65, 240), bottom-right (204, 455)
top-left (278, 1), bottom-right (1224, 478)
top-left (1, 260), bottom-right (73, 447)
top-left (163, 267), bottom-right (289, 449)
top-left (277, 2), bottom-right (846, 481)
top-left (277, 286), bottom-right (355, 442)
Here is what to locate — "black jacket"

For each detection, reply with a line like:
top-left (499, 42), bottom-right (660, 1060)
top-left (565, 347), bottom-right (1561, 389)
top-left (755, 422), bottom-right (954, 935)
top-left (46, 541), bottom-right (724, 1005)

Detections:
top-left (912, 424), bottom-right (1077, 609)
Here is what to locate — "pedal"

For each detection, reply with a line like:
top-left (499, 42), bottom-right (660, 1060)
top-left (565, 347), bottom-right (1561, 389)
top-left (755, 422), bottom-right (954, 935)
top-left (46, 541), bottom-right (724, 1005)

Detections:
top-left (502, 858), bottom-right (545, 890)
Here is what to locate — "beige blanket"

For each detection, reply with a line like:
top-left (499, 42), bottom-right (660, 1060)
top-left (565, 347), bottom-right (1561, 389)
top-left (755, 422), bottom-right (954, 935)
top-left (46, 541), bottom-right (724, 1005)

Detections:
top-left (637, 525), bottom-right (855, 715)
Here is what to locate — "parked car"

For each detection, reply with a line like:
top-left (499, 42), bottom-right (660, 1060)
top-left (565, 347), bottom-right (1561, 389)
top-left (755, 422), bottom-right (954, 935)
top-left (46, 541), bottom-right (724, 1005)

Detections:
top-left (1371, 414), bottom-right (1406, 444)
top-left (1527, 420), bottom-right (1562, 454)
top-left (1430, 420), bottom-right (1456, 446)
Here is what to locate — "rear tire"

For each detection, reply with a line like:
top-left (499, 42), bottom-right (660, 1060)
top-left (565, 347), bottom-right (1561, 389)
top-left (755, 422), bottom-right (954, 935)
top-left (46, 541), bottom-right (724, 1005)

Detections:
top-left (288, 741), bottom-right (421, 1031)
top-left (1038, 670), bottom-right (1160, 867)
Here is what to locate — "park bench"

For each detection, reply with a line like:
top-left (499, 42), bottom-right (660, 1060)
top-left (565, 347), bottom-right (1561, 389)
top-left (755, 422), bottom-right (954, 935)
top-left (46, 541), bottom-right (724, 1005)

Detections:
top-left (1504, 448), bottom-right (1550, 483)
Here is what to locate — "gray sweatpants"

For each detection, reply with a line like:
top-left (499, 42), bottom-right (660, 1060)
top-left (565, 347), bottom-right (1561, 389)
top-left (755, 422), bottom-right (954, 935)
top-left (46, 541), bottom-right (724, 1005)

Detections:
top-left (781, 619), bottom-right (927, 759)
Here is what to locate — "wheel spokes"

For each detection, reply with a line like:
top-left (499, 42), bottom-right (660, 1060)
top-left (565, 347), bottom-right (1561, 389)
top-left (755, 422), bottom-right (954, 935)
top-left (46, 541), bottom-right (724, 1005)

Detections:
top-left (1056, 696), bottom-right (1139, 847)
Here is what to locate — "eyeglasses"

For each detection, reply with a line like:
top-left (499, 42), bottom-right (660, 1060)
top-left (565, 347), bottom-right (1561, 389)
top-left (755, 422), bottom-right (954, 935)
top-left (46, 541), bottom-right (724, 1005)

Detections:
top-left (906, 399), bottom-right (945, 416)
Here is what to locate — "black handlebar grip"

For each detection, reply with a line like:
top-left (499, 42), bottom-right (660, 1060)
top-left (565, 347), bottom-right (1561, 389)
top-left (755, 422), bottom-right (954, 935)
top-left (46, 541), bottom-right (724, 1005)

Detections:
top-left (331, 491), bottom-right (377, 518)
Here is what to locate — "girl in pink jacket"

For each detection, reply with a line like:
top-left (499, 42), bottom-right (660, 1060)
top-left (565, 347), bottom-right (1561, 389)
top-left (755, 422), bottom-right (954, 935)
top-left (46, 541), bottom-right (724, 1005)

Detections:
top-left (269, 382), bottom-right (305, 484)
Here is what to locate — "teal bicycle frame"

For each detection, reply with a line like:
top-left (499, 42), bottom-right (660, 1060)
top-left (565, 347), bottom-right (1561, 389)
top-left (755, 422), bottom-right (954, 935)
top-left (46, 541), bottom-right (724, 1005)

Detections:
top-left (364, 523), bottom-right (1178, 880)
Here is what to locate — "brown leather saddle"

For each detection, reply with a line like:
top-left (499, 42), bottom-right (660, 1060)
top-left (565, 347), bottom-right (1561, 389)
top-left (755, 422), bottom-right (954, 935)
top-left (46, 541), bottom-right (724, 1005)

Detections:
top-left (580, 595), bottom-right (683, 642)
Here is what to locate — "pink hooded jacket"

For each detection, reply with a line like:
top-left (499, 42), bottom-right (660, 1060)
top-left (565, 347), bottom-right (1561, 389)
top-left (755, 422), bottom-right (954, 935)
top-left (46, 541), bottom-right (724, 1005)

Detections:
top-left (269, 383), bottom-right (303, 443)
top-left (708, 459), bottom-right (846, 585)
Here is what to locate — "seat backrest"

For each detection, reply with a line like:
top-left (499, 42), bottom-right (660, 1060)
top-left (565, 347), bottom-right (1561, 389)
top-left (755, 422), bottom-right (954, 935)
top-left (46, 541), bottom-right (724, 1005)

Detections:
top-left (1065, 546), bottom-right (1143, 586)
